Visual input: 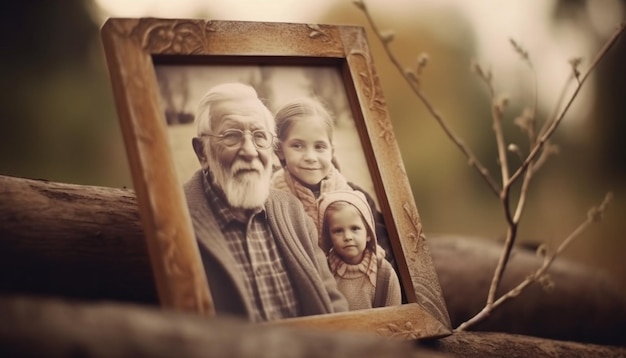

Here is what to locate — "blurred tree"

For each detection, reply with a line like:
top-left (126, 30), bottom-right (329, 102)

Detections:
top-left (551, 0), bottom-right (626, 179)
top-left (0, 0), bottom-right (129, 186)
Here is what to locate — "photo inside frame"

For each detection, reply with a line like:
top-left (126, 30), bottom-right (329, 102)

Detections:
top-left (154, 63), bottom-right (410, 302)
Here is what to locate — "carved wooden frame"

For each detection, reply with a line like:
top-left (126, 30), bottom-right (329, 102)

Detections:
top-left (101, 18), bottom-right (451, 339)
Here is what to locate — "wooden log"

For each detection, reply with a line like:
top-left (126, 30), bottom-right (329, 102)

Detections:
top-left (429, 235), bottom-right (626, 346)
top-left (1, 295), bottom-right (625, 358)
top-left (421, 330), bottom-right (626, 358)
top-left (0, 295), bottom-right (448, 358)
top-left (0, 175), bottom-right (156, 303)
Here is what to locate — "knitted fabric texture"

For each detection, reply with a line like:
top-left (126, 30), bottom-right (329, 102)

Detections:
top-left (328, 244), bottom-right (387, 287)
top-left (271, 165), bottom-right (351, 223)
top-left (331, 252), bottom-right (376, 311)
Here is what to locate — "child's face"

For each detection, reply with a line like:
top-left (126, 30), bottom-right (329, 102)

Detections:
top-left (278, 116), bottom-right (333, 186)
top-left (327, 206), bottom-right (370, 265)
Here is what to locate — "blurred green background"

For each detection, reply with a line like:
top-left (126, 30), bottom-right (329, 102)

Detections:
top-left (1, 0), bottom-right (624, 286)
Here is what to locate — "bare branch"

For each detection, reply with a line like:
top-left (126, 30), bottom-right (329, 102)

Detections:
top-left (356, 0), bottom-right (621, 332)
top-left (493, 95), bottom-right (511, 187)
top-left (484, 21), bottom-right (622, 313)
top-left (456, 193), bottom-right (613, 331)
top-left (537, 74), bottom-right (574, 141)
top-left (472, 61), bottom-right (495, 96)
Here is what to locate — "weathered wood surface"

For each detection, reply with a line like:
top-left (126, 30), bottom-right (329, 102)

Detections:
top-left (1, 296), bottom-right (625, 358)
top-left (0, 295), bottom-right (448, 358)
top-left (0, 175), bottom-right (156, 303)
top-left (1, 174), bottom-right (626, 348)
top-left (421, 330), bottom-right (626, 358)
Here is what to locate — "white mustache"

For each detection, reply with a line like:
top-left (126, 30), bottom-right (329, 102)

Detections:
top-left (231, 160), bottom-right (264, 175)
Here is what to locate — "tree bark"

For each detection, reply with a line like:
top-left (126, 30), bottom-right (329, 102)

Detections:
top-left (0, 175), bottom-right (156, 303)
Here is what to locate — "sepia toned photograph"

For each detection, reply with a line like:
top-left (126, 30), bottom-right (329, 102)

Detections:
top-left (155, 63), bottom-right (404, 319)
top-left (101, 18), bottom-right (451, 339)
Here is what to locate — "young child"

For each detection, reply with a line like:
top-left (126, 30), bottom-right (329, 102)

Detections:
top-left (271, 96), bottom-right (397, 272)
top-left (317, 190), bottom-right (402, 311)
top-left (271, 96), bottom-right (352, 221)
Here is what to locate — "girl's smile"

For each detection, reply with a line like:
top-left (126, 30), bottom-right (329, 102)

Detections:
top-left (279, 116), bottom-right (334, 186)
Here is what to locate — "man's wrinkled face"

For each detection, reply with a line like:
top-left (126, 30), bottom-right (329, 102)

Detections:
top-left (203, 99), bottom-right (274, 209)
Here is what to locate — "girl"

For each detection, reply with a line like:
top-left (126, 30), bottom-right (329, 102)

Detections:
top-left (271, 96), bottom-right (351, 221)
top-left (317, 190), bottom-right (402, 310)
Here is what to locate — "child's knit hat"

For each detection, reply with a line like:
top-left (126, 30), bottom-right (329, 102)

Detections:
top-left (317, 190), bottom-right (377, 254)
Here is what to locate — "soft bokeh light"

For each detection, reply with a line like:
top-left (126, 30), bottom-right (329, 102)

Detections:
top-left (93, 0), bottom-right (623, 122)
top-left (8, 0), bottom-right (620, 284)
top-left (94, 0), bottom-right (333, 22)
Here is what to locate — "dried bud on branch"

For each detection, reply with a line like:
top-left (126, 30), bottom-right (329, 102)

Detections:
top-left (416, 53), bottom-right (429, 75)
top-left (380, 30), bottom-right (395, 44)
top-left (514, 107), bottom-right (535, 130)
top-left (510, 38), bottom-right (530, 62)
top-left (471, 60), bottom-right (493, 84)
top-left (404, 68), bottom-right (419, 84)
top-left (538, 274), bottom-right (555, 292)
top-left (569, 57), bottom-right (583, 82)
top-left (494, 94), bottom-right (509, 115)
top-left (535, 243), bottom-right (549, 258)
top-left (352, 0), bottom-right (366, 11)
top-left (507, 143), bottom-right (524, 160)
top-left (588, 192), bottom-right (613, 222)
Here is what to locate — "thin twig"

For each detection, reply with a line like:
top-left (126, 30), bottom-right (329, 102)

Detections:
top-left (487, 39), bottom-right (537, 304)
top-left (511, 38), bottom-right (538, 224)
top-left (456, 193), bottom-right (613, 331)
top-left (493, 96), bottom-right (511, 188)
top-left (538, 73), bottom-right (575, 142)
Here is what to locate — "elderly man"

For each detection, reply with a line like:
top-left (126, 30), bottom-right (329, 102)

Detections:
top-left (184, 82), bottom-right (348, 322)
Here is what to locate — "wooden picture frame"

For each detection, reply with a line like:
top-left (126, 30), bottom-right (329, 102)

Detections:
top-left (101, 18), bottom-right (451, 340)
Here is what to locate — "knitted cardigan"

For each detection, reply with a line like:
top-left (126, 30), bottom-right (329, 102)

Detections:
top-left (271, 166), bottom-right (352, 223)
top-left (184, 170), bottom-right (348, 321)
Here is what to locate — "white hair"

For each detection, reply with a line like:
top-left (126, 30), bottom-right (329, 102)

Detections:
top-left (194, 82), bottom-right (275, 136)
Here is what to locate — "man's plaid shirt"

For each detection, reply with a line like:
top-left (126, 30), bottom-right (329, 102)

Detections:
top-left (202, 170), bottom-right (300, 322)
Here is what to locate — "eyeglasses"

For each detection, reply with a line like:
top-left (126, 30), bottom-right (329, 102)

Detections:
top-left (201, 129), bottom-right (274, 149)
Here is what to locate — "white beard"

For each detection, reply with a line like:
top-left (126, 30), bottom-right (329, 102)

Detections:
top-left (208, 156), bottom-right (271, 209)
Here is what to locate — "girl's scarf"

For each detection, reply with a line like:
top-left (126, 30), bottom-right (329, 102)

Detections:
top-left (327, 245), bottom-right (386, 287)
top-left (271, 165), bottom-right (351, 221)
